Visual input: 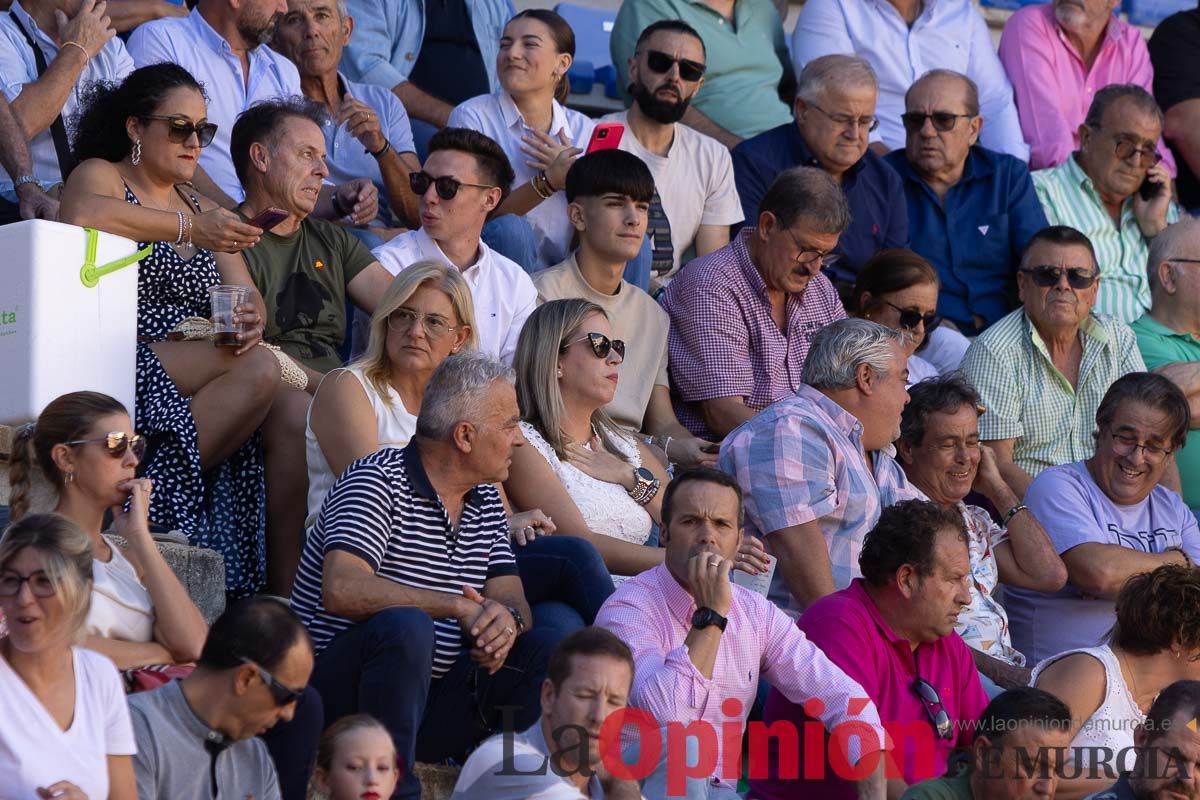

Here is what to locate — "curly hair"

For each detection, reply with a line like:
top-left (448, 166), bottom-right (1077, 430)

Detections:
top-left (859, 499), bottom-right (966, 587)
top-left (1109, 564), bottom-right (1200, 656)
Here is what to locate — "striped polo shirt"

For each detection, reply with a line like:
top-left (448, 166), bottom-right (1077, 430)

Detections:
top-left (1032, 154), bottom-right (1179, 324)
top-left (290, 441), bottom-right (517, 677)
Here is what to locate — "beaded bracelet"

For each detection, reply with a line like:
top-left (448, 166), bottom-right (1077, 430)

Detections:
top-left (174, 211), bottom-right (185, 246)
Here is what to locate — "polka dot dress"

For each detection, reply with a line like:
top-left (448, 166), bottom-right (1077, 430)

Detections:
top-left (127, 183), bottom-right (266, 599)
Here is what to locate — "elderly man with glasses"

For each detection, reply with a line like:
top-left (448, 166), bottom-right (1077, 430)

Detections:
top-left (732, 54), bottom-right (907, 294)
top-left (1033, 84), bottom-right (1180, 324)
top-left (961, 226), bottom-right (1147, 500)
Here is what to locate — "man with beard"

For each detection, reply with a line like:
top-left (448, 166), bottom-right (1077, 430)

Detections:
top-left (129, 0), bottom-right (377, 224)
top-left (603, 20), bottom-right (742, 289)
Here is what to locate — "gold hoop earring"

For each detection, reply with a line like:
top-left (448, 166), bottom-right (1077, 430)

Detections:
top-left (64, 471), bottom-right (75, 484)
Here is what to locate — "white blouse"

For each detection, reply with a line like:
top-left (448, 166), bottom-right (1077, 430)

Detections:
top-left (86, 536), bottom-right (154, 643)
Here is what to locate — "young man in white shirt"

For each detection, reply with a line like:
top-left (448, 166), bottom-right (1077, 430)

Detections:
top-left (606, 19), bottom-right (743, 290)
top-left (372, 127), bottom-right (536, 365)
top-left (535, 150), bottom-right (717, 468)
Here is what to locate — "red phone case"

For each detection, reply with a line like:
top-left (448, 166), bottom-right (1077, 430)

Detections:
top-left (586, 123), bottom-right (625, 154)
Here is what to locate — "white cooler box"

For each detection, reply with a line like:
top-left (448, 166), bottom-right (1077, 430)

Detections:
top-left (0, 219), bottom-right (147, 426)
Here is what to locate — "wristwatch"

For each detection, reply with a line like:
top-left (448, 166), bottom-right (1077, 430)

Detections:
top-left (628, 466), bottom-right (657, 504)
top-left (506, 605), bottom-right (526, 634)
top-left (691, 606), bottom-right (728, 633)
top-left (13, 175), bottom-right (40, 191)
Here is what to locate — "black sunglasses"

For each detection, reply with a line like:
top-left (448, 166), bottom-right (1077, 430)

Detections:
top-left (884, 301), bottom-right (942, 333)
top-left (409, 171), bottom-right (494, 200)
top-left (901, 111), bottom-right (973, 134)
top-left (912, 677), bottom-right (954, 741)
top-left (65, 431), bottom-right (147, 461)
top-left (642, 49), bottom-right (706, 82)
top-left (1020, 265), bottom-right (1099, 290)
top-left (240, 658), bottom-right (305, 707)
top-left (562, 332), bottom-right (625, 360)
top-left (140, 114), bottom-right (218, 147)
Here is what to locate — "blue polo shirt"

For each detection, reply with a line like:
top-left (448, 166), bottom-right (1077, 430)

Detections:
top-left (884, 145), bottom-right (1047, 333)
top-left (731, 122), bottom-right (908, 286)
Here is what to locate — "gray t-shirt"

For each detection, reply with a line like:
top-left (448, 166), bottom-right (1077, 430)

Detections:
top-left (451, 721), bottom-right (603, 800)
top-left (128, 680), bottom-right (281, 800)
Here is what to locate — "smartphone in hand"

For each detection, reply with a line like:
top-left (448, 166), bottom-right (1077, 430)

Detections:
top-left (1139, 176), bottom-right (1166, 202)
top-left (585, 123), bottom-right (624, 154)
top-left (246, 206), bottom-right (288, 232)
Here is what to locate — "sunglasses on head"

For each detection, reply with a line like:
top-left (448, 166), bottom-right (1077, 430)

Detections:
top-left (900, 111), bottom-right (973, 134)
top-left (912, 677), bottom-right (954, 741)
top-left (65, 431), bottom-right (147, 461)
top-left (884, 301), bottom-right (942, 333)
top-left (642, 49), bottom-right (706, 82)
top-left (240, 658), bottom-right (305, 707)
top-left (140, 114), bottom-right (218, 147)
top-left (1020, 265), bottom-right (1098, 290)
top-left (409, 171), bottom-right (494, 201)
top-left (562, 332), bottom-right (625, 360)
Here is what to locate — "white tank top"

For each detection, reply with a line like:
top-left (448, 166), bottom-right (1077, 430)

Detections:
top-left (86, 536), bottom-right (154, 643)
top-left (1031, 645), bottom-right (1143, 774)
top-left (305, 366), bottom-right (418, 529)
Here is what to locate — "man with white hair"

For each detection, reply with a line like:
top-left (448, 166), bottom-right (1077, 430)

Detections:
top-left (732, 54), bottom-right (907, 290)
top-left (289, 353), bottom-right (560, 800)
top-left (718, 318), bottom-right (921, 614)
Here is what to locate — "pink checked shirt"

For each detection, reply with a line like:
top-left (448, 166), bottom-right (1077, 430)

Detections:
top-left (595, 564), bottom-right (887, 790)
top-left (998, 3), bottom-right (1176, 173)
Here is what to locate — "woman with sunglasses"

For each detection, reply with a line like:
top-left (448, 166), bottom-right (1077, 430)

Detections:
top-left (1033, 564), bottom-right (1200, 799)
top-left (9, 391), bottom-right (208, 677)
top-left (59, 63), bottom-right (301, 597)
top-left (0, 513), bottom-right (137, 799)
top-left (447, 9), bottom-right (595, 269)
top-left (852, 249), bottom-right (950, 387)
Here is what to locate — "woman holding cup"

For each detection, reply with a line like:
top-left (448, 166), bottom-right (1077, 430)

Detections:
top-left (59, 64), bottom-right (308, 597)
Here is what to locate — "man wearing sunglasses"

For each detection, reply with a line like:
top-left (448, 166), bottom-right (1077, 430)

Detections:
top-left (601, 20), bottom-right (743, 289)
top-left (732, 54), bottom-right (908, 292)
top-left (752, 500), bottom-right (988, 800)
top-left (1033, 85), bottom-right (1180, 324)
top-left (885, 70), bottom-right (1048, 337)
top-left (129, 597), bottom-right (320, 800)
top-left (961, 226), bottom-right (1147, 499)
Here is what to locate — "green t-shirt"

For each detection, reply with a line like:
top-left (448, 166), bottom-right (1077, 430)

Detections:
top-left (242, 216), bottom-right (376, 373)
top-left (900, 765), bottom-right (974, 800)
top-left (1130, 313), bottom-right (1200, 507)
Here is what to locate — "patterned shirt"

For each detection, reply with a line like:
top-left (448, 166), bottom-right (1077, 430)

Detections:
top-left (718, 384), bottom-right (922, 613)
top-left (960, 308), bottom-right (1146, 479)
top-left (660, 230), bottom-right (847, 439)
top-left (1033, 154), bottom-right (1180, 323)
top-left (595, 564), bottom-right (887, 789)
top-left (955, 503), bottom-right (1023, 667)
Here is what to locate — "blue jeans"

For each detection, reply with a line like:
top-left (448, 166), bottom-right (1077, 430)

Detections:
top-left (514, 535), bottom-right (615, 637)
top-left (482, 214), bottom-right (540, 274)
top-left (261, 685), bottom-right (324, 800)
top-left (311, 606), bottom-right (561, 800)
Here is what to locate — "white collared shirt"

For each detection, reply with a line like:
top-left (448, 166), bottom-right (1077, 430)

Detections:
top-left (127, 10), bottom-right (302, 201)
top-left (0, 0), bottom-right (134, 195)
top-left (447, 90), bottom-right (594, 270)
top-left (372, 226), bottom-right (536, 365)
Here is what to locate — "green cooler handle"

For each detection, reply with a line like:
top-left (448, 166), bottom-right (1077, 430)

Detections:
top-left (79, 227), bottom-right (153, 288)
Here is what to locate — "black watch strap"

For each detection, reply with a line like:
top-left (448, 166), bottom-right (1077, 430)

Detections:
top-left (691, 606), bottom-right (728, 632)
top-left (506, 605), bottom-right (525, 634)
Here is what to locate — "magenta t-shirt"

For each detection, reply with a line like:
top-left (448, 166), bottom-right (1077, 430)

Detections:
top-left (748, 580), bottom-right (988, 799)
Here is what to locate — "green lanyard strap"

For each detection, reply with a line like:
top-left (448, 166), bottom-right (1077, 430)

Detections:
top-left (79, 227), bottom-right (153, 288)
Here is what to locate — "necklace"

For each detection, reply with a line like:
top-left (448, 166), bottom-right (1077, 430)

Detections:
top-left (1115, 648), bottom-right (1145, 711)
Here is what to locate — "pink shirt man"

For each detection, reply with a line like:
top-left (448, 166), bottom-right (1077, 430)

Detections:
top-left (595, 563), bottom-right (888, 792)
top-left (998, 3), bottom-right (1175, 173)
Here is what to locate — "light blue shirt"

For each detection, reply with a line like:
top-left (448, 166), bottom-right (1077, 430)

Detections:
top-left (127, 10), bottom-right (302, 201)
top-left (340, 0), bottom-right (514, 93)
top-left (0, 0), bottom-right (134, 195)
top-left (791, 0), bottom-right (1028, 160)
top-left (321, 73), bottom-right (415, 226)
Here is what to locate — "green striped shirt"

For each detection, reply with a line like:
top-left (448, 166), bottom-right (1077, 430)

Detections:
top-left (1032, 154), bottom-right (1179, 324)
top-left (960, 308), bottom-right (1145, 478)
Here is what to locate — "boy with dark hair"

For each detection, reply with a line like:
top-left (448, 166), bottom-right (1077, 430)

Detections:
top-left (536, 150), bottom-right (717, 469)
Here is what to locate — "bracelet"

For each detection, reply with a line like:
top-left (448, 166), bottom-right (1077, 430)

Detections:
top-left (1001, 503), bottom-right (1028, 526)
top-left (540, 170), bottom-right (558, 193)
top-left (635, 478), bottom-right (661, 506)
top-left (61, 40), bottom-right (89, 61)
top-left (183, 214), bottom-right (193, 248)
top-left (13, 174), bottom-right (41, 190)
top-left (530, 173), bottom-right (553, 200)
top-left (369, 140), bottom-right (391, 159)
top-left (174, 211), bottom-right (185, 246)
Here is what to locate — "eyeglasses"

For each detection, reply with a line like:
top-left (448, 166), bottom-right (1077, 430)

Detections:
top-left (562, 332), bottom-right (625, 360)
top-left (1090, 126), bottom-right (1162, 167)
top-left (409, 171), bottom-right (495, 200)
top-left (0, 570), bottom-right (56, 598)
top-left (1108, 431), bottom-right (1172, 463)
top-left (641, 49), bottom-right (706, 82)
top-left (240, 658), bottom-right (305, 707)
top-left (807, 103), bottom-right (879, 133)
top-left (64, 432), bottom-right (147, 461)
top-left (884, 301), bottom-right (942, 333)
top-left (140, 114), bottom-right (218, 148)
top-left (386, 307), bottom-right (459, 338)
top-left (1168, 258), bottom-right (1200, 267)
top-left (912, 677), bottom-right (954, 741)
top-left (1019, 265), bottom-right (1099, 290)
top-left (901, 111), bottom-right (974, 134)
top-left (785, 228), bottom-right (841, 270)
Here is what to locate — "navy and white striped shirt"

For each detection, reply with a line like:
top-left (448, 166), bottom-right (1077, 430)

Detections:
top-left (290, 441), bottom-right (517, 678)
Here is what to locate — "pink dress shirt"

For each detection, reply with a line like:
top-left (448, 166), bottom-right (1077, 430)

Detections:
top-left (998, 3), bottom-right (1175, 174)
top-left (595, 564), bottom-right (888, 790)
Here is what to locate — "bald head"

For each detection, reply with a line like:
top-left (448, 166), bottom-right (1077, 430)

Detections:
top-left (905, 69), bottom-right (979, 117)
top-left (1148, 218), bottom-right (1200, 292)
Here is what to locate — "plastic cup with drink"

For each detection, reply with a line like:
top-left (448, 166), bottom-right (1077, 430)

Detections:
top-left (208, 285), bottom-right (249, 348)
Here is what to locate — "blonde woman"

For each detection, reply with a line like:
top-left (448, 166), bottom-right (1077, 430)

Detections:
top-left (0, 514), bottom-right (137, 799)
